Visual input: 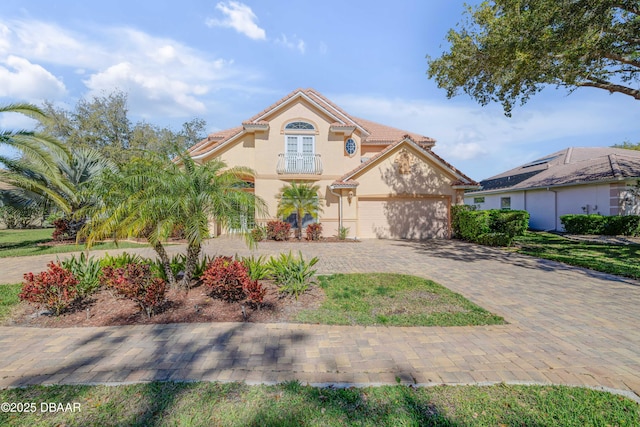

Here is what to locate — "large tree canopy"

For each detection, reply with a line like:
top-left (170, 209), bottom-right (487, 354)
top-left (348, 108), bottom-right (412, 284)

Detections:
top-left (427, 0), bottom-right (640, 115)
top-left (39, 91), bottom-right (207, 163)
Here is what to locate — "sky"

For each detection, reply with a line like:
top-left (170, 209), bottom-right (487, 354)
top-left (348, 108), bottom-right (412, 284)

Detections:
top-left (1, 0), bottom-right (638, 181)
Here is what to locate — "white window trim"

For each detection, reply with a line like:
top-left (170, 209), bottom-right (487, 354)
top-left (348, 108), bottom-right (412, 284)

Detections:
top-left (285, 134), bottom-right (315, 155)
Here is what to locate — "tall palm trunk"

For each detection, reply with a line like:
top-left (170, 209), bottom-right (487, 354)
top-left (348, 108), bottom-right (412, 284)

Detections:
top-left (180, 243), bottom-right (201, 289)
top-left (153, 241), bottom-right (176, 287)
top-left (297, 208), bottom-right (303, 240)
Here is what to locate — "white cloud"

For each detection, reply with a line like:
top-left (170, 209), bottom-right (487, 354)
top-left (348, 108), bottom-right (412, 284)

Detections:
top-left (275, 34), bottom-right (306, 54)
top-left (0, 20), bottom-right (98, 68)
top-left (84, 62), bottom-right (207, 116)
top-left (0, 18), bottom-right (240, 118)
top-left (206, 1), bottom-right (266, 40)
top-left (0, 55), bottom-right (66, 100)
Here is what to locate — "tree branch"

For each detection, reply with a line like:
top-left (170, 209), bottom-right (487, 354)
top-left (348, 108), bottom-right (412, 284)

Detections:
top-left (578, 78), bottom-right (640, 100)
top-left (602, 52), bottom-right (640, 69)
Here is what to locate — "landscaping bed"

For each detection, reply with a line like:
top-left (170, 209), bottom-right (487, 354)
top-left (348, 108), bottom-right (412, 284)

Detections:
top-left (5, 281), bottom-right (324, 328)
top-left (3, 272), bottom-right (504, 328)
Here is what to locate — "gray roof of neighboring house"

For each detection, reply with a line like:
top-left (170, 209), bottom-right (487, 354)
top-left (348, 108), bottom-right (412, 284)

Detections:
top-left (469, 147), bottom-right (640, 194)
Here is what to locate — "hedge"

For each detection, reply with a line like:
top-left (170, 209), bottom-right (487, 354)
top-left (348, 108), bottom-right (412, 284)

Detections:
top-left (560, 214), bottom-right (640, 236)
top-left (451, 206), bottom-right (529, 246)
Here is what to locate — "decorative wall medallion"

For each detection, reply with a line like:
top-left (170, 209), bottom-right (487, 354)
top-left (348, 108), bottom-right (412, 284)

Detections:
top-left (394, 149), bottom-right (414, 175)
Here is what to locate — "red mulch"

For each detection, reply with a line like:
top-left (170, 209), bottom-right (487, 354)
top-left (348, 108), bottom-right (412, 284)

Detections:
top-left (7, 281), bottom-right (325, 328)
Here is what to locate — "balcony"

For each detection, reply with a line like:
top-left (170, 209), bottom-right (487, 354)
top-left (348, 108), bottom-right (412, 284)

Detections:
top-left (276, 153), bottom-right (323, 175)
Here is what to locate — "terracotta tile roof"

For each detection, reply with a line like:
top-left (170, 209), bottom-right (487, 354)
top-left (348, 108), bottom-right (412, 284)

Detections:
top-left (188, 126), bottom-right (243, 157)
top-left (330, 179), bottom-right (359, 188)
top-left (353, 117), bottom-right (435, 146)
top-left (471, 147), bottom-right (640, 193)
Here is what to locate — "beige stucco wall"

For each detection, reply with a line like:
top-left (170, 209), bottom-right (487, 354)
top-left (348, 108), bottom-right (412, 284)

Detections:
top-left (353, 145), bottom-right (458, 198)
top-left (200, 99), bottom-right (464, 240)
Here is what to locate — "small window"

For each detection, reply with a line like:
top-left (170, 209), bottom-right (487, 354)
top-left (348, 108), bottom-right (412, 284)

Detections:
top-left (345, 138), bottom-right (357, 156)
top-left (500, 197), bottom-right (511, 210)
top-left (285, 121), bottom-right (314, 130)
top-left (473, 197), bottom-right (485, 204)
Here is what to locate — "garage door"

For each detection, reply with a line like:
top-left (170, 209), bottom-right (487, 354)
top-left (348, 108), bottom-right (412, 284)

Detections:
top-left (358, 199), bottom-right (449, 239)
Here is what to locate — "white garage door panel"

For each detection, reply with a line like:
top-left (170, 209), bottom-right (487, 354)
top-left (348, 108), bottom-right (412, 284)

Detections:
top-left (358, 199), bottom-right (449, 239)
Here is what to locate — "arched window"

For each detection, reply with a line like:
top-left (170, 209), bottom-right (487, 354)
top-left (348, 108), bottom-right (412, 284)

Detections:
top-left (285, 121), bottom-right (315, 130)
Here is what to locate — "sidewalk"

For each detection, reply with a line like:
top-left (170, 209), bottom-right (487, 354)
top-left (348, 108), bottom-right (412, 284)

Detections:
top-left (1, 238), bottom-right (639, 400)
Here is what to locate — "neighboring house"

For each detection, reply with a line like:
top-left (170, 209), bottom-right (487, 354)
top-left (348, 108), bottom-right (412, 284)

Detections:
top-left (464, 147), bottom-right (640, 231)
top-left (188, 88), bottom-right (478, 239)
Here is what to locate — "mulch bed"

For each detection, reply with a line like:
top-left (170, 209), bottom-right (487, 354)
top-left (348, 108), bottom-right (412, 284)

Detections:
top-left (6, 281), bottom-right (325, 328)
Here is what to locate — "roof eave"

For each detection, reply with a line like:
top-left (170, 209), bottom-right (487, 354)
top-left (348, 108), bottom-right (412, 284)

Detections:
top-left (191, 130), bottom-right (245, 160)
top-left (466, 176), bottom-right (640, 195)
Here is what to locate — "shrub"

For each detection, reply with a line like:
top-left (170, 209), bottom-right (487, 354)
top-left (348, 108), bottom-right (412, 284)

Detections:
top-left (337, 226), bottom-right (350, 240)
top-left (241, 255), bottom-right (272, 280)
top-left (243, 279), bottom-right (267, 306)
top-left (100, 252), bottom-right (148, 270)
top-left (560, 214), bottom-right (640, 236)
top-left (450, 205), bottom-right (472, 237)
top-left (101, 263), bottom-right (166, 317)
top-left (52, 218), bottom-right (85, 241)
top-left (560, 214), bottom-right (607, 234)
top-left (266, 220), bottom-right (291, 241)
top-left (488, 210), bottom-right (529, 237)
top-left (452, 207), bottom-right (529, 246)
top-left (305, 223), bottom-right (323, 241)
top-left (61, 253), bottom-right (102, 297)
top-left (266, 251), bottom-right (318, 299)
top-left (476, 232), bottom-right (513, 247)
top-left (0, 205), bottom-right (41, 229)
top-left (51, 218), bottom-right (70, 241)
top-left (250, 225), bottom-right (267, 242)
top-left (456, 209), bottom-right (491, 241)
top-left (19, 261), bottom-right (79, 315)
top-left (202, 256), bottom-right (250, 302)
top-left (603, 215), bottom-right (640, 236)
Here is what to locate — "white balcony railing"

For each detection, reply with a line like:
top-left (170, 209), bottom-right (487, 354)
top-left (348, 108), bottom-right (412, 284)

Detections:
top-left (276, 153), bottom-right (323, 175)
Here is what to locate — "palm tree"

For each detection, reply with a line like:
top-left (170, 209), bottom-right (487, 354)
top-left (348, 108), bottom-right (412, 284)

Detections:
top-left (2, 148), bottom-right (116, 238)
top-left (277, 181), bottom-right (323, 240)
top-left (1, 103), bottom-right (68, 167)
top-left (0, 103), bottom-right (72, 212)
top-left (80, 153), bottom-right (266, 288)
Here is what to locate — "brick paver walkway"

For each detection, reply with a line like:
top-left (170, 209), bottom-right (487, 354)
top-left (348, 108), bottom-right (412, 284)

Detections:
top-left (1, 238), bottom-right (639, 401)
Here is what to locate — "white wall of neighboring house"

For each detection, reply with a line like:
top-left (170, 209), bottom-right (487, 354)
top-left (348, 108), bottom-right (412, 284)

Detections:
top-left (522, 189), bottom-right (556, 230)
top-left (464, 183), bottom-right (623, 231)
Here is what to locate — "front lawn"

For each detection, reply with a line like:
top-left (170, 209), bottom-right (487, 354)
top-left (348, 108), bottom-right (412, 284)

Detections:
top-left (514, 231), bottom-right (640, 280)
top-left (0, 381), bottom-right (637, 426)
top-left (0, 283), bottom-right (21, 322)
top-left (0, 229), bottom-right (147, 258)
top-left (295, 273), bottom-right (505, 326)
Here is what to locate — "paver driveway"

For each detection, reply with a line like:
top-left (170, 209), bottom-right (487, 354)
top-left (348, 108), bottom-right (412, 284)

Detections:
top-left (1, 237), bottom-right (639, 401)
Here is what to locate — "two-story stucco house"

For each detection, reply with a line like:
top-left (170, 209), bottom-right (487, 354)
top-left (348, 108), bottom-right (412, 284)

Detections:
top-left (187, 88), bottom-right (478, 239)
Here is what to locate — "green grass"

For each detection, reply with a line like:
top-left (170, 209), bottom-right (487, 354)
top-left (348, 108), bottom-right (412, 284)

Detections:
top-left (0, 283), bottom-right (21, 322)
top-left (0, 229), bottom-right (147, 258)
top-left (0, 382), bottom-right (637, 426)
top-left (514, 231), bottom-right (640, 280)
top-left (295, 273), bottom-right (504, 326)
